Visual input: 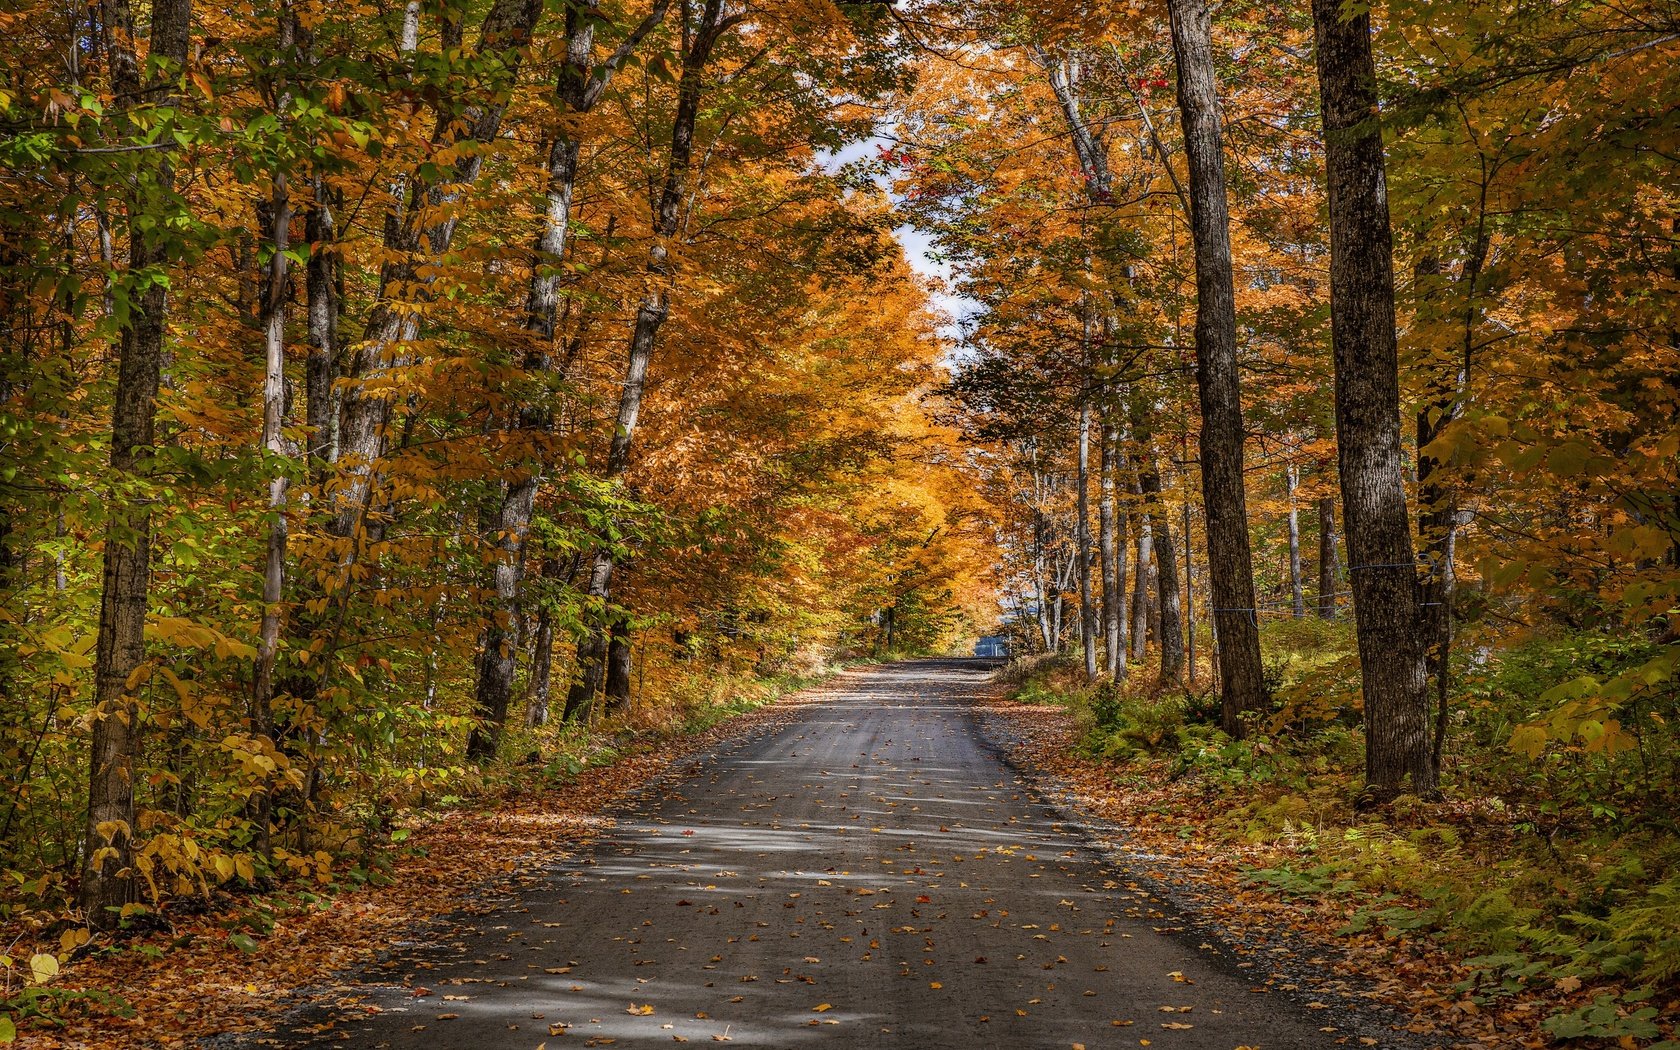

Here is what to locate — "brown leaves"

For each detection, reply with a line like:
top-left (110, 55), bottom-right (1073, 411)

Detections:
top-left (6, 699), bottom-right (811, 1047)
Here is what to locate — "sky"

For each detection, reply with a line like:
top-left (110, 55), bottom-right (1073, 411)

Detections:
top-left (818, 135), bottom-right (983, 342)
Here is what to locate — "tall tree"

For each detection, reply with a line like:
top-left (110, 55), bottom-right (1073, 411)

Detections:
top-left (465, 0), bottom-right (670, 763)
top-left (1076, 391), bottom-right (1098, 679)
top-left (1137, 448), bottom-right (1185, 680)
top-left (565, 0), bottom-right (740, 719)
top-left (326, 0), bottom-right (543, 551)
top-left (1099, 422), bottom-right (1127, 679)
top-left (1311, 0), bottom-right (1434, 798)
top-left (1166, 0), bottom-right (1266, 730)
top-left (1286, 461), bottom-right (1306, 618)
top-left (82, 0), bottom-right (195, 926)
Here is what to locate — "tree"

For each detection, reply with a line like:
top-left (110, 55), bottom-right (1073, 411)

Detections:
top-left (1166, 0), bottom-right (1267, 731)
top-left (465, 0), bottom-right (670, 763)
top-left (1311, 0), bottom-right (1434, 799)
top-left (565, 0), bottom-right (740, 721)
top-left (82, 0), bottom-right (196, 927)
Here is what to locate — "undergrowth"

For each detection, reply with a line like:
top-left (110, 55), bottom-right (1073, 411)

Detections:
top-left (0, 658), bottom-right (838, 1041)
top-left (1000, 626), bottom-right (1680, 1046)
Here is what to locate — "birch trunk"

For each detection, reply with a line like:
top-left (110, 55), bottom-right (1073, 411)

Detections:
top-left (328, 0), bottom-right (542, 550)
top-left (567, 0), bottom-right (730, 717)
top-left (304, 173), bottom-right (338, 470)
top-left (1130, 498), bottom-right (1154, 664)
top-left (466, 0), bottom-right (669, 759)
top-left (1099, 421), bottom-right (1125, 680)
top-left (1076, 397), bottom-right (1098, 681)
top-left (1141, 456), bottom-right (1186, 682)
top-left (1287, 462), bottom-right (1305, 617)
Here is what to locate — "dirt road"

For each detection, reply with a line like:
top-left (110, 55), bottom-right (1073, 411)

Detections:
top-left (252, 660), bottom-right (1379, 1049)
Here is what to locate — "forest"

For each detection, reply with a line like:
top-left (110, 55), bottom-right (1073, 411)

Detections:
top-left (1, 0), bottom-right (1677, 1046)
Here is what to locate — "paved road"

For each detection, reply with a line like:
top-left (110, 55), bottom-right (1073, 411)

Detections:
top-left (256, 660), bottom-right (1371, 1049)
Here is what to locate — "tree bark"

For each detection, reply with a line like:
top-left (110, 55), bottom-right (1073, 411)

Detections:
top-left (328, 0), bottom-right (541, 550)
top-left (466, 0), bottom-right (670, 759)
top-left (1130, 494), bottom-right (1154, 664)
top-left (1076, 395), bottom-right (1098, 681)
top-left (83, 0), bottom-right (193, 927)
top-left (1287, 462), bottom-right (1305, 617)
top-left (605, 616), bottom-right (633, 707)
top-left (250, 6), bottom-right (299, 860)
top-left (304, 173), bottom-right (338, 470)
top-left (1099, 421), bottom-right (1126, 680)
top-left (1141, 456), bottom-right (1186, 682)
top-left (1312, 0), bottom-right (1435, 798)
top-left (1168, 0), bottom-right (1265, 727)
top-left (567, 0), bottom-right (731, 716)
top-left (524, 556), bottom-right (570, 727)
top-left (1317, 495), bottom-right (1340, 618)
top-left (1419, 203), bottom-right (1487, 771)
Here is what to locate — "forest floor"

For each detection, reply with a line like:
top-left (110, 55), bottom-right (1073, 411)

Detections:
top-left (976, 695), bottom-right (1649, 1050)
top-left (19, 660), bottom-right (1553, 1049)
top-left (10, 675), bottom-right (837, 1049)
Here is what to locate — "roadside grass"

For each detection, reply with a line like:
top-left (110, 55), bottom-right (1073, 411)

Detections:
top-left (998, 626), bottom-right (1680, 1047)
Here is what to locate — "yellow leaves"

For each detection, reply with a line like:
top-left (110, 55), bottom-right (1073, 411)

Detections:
top-left (219, 733), bottom-right (298, 785)
top-left (811, 1003), bottom-right (832, 1013)
top-left (628, 1004), bottom-right (656, 1015)
top-left (145, 616), bottom-right (257, 660)
top-left (27, 952), bottom-right (59, 984)
top-left (1508, 724), bottom-right (1549, 760)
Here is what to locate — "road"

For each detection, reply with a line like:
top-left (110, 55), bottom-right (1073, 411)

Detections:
top-left (253, 660), bottom-right (1376, 1049)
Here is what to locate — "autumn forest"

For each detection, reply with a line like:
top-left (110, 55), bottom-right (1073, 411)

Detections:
top-left (2, 0), bottom-right (1679, 1046)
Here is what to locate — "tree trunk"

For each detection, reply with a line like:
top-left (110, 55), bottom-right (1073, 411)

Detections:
top-left (466, 475), bottom-right (536, 762)
top-left (327, 0), bottom-right (542, 551)
top-left (1168, 0), bottom-right (1266, 727)
top-left (1183, 486), bottom-right (1197, 684)
top-left (1141, 457), bottom-right (1186, 682)
top-left (1099, 421), bottom-right (1126, 680)
top-left (250, 9), bottom-right (298, 859)
top-left (304, 174), bottom-right (338, 470)
top-left (605, 617), bottom-right (633, 708)
top-left (1076, 397), bottom-right (1098, 681)
top-left (82, 0), bottom-right (193, 927)
top-left (1130, 498), bottom-right (1154, 663)
top-left (1287, 462), bottom-right (1306, 617)
top-left (524, 557), bottom-right (566, 727)
top-left (467, 0), bottom-right (669, 758)
top-left (1034, 503), bottom-right (1054, 653)
top-left (1420, 206), bottom-right (1487, 771)
top-left (567, 0), bottom-right (729, 712)
top-left (1317, 495), bottom-right (1340, 618)
top-left (1312, 0), bottom-right (1435, 798)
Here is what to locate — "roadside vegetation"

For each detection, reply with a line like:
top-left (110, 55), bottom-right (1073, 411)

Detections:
top-left (1000, 632), bottom-right (1680, 1047)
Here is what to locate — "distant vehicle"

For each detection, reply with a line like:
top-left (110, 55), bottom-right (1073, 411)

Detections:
top-left (974, 635), bottom-right (1010, 659)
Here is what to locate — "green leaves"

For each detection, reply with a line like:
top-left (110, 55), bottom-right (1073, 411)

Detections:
top-left (1543, 993), bottom-right (1662, 1041)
